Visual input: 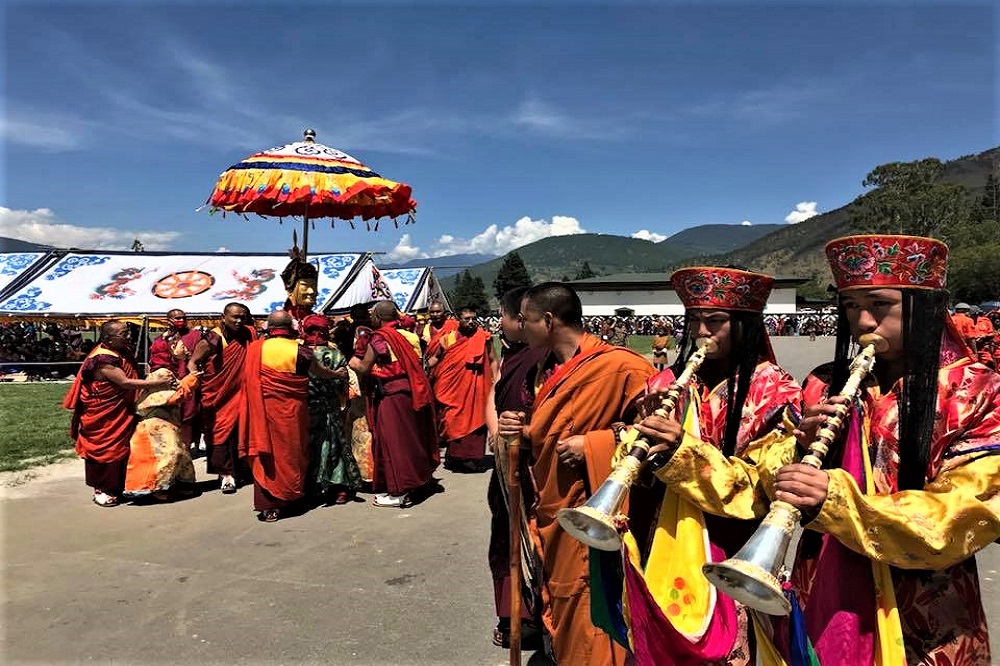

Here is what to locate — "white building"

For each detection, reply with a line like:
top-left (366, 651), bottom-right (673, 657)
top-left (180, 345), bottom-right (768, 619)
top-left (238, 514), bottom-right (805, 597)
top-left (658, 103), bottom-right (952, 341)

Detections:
top-left (568, 272), bottom-right (807, 316)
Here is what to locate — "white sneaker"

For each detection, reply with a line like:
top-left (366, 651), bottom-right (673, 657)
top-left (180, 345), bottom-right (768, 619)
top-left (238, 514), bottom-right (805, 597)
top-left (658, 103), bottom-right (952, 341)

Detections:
top-left (372, 493), bottom-right (411, 508)
top-left (219, 475), bottom-right (237, 494)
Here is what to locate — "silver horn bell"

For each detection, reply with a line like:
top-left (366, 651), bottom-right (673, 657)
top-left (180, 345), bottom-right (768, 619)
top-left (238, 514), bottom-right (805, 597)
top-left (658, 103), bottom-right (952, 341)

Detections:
top-left (700, 502), bottom-right (796, 615)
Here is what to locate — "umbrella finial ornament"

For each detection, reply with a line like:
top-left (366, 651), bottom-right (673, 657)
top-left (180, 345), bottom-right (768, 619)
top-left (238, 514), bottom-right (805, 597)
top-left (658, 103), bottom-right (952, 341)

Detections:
top-left (303, 128), bottom-right (316, 142)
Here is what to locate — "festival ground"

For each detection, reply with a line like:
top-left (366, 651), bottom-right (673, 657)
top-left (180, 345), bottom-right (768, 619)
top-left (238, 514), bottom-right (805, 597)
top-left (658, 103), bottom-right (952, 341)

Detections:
top-left (3, 337), bottom-right (998, 665)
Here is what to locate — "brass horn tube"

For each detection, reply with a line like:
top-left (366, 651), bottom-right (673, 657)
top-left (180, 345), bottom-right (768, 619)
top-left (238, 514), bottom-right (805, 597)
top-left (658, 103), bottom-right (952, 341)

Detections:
top-left (701, 333), bottom-right (886, 615)
top-left (556, 337), bottom-right (717, 551)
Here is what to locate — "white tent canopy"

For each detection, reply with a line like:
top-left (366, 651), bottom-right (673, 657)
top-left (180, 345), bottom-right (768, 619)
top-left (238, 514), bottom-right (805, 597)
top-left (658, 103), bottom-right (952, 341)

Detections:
top-left (0, 251), bottom-right (388, 319)
top-left (381, 267), bottom-right (450, 313)
top-left (0, 252), bottom-right (55, 302)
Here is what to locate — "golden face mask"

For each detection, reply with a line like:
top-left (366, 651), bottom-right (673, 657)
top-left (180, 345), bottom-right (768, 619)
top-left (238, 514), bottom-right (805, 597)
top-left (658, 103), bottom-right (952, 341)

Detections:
top-left (290, 278), bottom-right (318, 307)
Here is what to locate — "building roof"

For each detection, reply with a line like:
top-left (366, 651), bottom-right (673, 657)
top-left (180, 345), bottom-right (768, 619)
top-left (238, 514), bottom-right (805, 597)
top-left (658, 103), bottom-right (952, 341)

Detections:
top-left (568, 272), bottom-right (808, 289)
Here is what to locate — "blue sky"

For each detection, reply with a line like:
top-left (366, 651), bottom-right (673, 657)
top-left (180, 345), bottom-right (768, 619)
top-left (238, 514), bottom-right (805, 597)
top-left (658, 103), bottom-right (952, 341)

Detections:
top-left (2, 1), bottom-right (996, 261)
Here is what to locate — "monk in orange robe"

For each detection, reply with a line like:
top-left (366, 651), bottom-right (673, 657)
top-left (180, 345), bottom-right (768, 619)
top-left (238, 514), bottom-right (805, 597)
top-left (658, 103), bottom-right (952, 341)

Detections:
top-left (427, 306), bottom-right (495, 472)
top-left (420, 299), bottom-right (458, 356)
top-left (63, 320), bottom-right (173, 507)
top-left (188, 302), bottom-right (257, 493)
top-left (239, 310), bottom-right (339, 522)
top-left (969, 306), bottom-right (996, 368)
top-left (499, 282), bottom-right (655, 666)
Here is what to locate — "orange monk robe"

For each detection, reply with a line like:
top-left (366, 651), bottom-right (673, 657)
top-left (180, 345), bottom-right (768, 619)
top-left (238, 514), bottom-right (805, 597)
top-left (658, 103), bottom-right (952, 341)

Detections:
top-left (200, 325), bottom-right (255, 446)
top-left (422, 318), bottom-right (458, 357)
top-left (526, 333), bottom-right (655, 666)
top-left (971, 316), bottom-right (996, 365)
top-left (63, 344), bottom-right (138, 463)
top-left (431, 327), bottom-right (492, 442)
top-left (951, 312), bottom-right (975, 342)
top-left (239, 337), bottom-right (310, 502)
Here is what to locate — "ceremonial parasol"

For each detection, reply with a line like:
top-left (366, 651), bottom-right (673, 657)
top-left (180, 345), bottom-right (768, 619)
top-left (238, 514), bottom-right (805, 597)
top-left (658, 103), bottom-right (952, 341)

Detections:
top-left (205, 129), bottom-right (415, 258)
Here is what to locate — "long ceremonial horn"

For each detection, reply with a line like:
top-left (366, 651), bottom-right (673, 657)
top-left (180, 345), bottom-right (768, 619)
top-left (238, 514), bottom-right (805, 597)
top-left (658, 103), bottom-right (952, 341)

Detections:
top-left (556, 337), bottom-right (717, 551)
top-left (701, 333), bottom-right (887, 615)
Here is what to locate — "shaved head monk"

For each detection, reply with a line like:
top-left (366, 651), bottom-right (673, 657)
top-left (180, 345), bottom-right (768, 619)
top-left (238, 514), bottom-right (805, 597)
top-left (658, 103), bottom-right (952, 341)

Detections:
top-left (238, 310), bottom-right (339, 522)
top-left (187, 303), bottom-right (257, 494)
top-left (350, 300), bottom-right (439, 508)
top-left (498, 282), bottom-right (655, 666)
top-left (63, 320), bottom-right (174, 507)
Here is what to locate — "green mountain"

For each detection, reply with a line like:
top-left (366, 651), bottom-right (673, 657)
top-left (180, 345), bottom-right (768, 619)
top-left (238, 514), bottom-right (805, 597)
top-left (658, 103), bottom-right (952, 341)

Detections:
top-left (441, 145), bottom-right (999, 303)
top-left (661, 223), bottom-right (785, 256)
top-left (720, 146), bottom-right (1000, 295)
top-left (442, 233), bottom-right (695, 297)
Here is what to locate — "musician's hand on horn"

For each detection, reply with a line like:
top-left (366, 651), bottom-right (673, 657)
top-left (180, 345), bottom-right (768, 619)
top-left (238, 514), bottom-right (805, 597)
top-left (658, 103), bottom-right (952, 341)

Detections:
top-left (792, 396), bottom-right (848, 453)
top-left (633, 413), bottom-right (684, 460)
top-left (773, 463), bottom-right (829, 512)
top-left (498, 410), bottom-right (528, 439)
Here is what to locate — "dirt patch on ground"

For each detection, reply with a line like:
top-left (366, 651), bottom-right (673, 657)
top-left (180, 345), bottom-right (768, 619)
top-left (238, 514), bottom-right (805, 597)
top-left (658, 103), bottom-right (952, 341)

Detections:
top-left (0, 457), bottom-right (81, 499)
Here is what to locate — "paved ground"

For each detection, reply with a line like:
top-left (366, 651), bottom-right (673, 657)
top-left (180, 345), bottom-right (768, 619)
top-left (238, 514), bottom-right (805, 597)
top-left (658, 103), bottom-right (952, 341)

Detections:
top-left (3, 336), bottom-right (998, 665)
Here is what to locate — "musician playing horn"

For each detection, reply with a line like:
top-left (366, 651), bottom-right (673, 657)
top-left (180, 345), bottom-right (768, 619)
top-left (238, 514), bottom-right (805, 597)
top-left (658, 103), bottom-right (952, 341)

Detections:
top-left (497, 282), bottom-right (655, 666)
top-left (772, 235), bottom-right (1000, 665)
top-left (597, 266), bottom-right (801, 665)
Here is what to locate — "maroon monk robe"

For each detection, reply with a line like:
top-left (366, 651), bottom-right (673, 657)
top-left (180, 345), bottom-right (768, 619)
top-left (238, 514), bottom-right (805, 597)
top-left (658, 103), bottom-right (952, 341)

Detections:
top-left (200, 325), bottom-right (254, 475)
top-left (488, 343), bottom-right (548, 622)
top-left (362, 325), bottom-right (439, 495)
top-left (63, 345), bottom-right (139, 494)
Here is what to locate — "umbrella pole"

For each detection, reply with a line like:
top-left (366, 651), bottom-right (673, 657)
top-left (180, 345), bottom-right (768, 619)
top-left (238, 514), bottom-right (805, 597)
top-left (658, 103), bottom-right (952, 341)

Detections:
top-left (301, 205), bottom-right (310, 260)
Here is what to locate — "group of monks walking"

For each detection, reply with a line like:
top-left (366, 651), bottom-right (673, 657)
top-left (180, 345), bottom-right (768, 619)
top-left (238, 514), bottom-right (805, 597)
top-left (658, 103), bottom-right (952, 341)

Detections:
top-left (61, 234), bottom-right (1000, 665)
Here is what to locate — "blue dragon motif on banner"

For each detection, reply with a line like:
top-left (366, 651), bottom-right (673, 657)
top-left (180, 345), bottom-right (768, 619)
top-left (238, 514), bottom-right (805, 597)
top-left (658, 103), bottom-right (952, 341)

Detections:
top-left (46, 255), bottom-right (111, 280)
top-left (392, 291), bottom-right (409, 309)
top-left (0, 253), bottom-right (40, 277)
top-left (0, 287), bottom-right (52, 311)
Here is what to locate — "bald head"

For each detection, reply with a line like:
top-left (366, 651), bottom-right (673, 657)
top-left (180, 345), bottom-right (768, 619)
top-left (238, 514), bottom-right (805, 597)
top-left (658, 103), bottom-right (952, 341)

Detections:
top-left (371, 300), bottom-right (399, 324)
top-left (268, 310), bottom-right (294, 330)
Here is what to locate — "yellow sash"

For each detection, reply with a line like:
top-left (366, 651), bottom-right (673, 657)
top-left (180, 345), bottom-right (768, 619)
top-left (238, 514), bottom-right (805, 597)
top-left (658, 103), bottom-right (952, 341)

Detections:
top-left (621, 388), bottom-right (717, 640)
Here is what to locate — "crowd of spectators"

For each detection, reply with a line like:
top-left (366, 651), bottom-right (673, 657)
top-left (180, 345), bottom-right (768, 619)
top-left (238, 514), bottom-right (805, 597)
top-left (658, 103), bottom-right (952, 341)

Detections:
top-left (479, 311), bottom-right (840, 347)
top-left (0, 322), bottom-right (96, 380)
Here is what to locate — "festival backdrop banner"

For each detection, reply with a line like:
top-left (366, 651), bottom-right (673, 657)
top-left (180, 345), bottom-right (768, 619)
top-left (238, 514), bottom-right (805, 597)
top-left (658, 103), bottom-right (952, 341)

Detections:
top-left (0, 252), bottom-right (50, 301)
top-left (0, 251), bottom-right (376, 317)
top-left (381, 267), bottom-right (450, 313)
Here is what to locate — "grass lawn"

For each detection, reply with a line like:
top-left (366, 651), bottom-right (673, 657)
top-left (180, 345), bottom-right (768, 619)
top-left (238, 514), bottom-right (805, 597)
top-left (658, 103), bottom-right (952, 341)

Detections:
top-left (0, 383), bottom-right (75, 472)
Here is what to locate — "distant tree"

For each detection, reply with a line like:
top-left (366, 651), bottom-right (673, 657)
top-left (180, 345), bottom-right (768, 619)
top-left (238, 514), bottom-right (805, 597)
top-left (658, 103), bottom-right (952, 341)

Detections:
top-left (849, 158), bottom-right (972, 240)
top-left (979, 172), bottom-right (998, 222)
top-left (450, 270), bottom-right (489, 314)
top-left (948, 242), bottom-right (1000, 303)
top-left (493, 251), bottom-right (532, 300)
top-left (574, 261), bottom-right (597, 280)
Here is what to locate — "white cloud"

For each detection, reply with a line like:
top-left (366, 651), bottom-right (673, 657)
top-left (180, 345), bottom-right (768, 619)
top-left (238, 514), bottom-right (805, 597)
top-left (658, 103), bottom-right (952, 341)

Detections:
top-left (0, 207), bottom-right (180, 251)
top-left (785, 201), bottom-right (820, 224)
top-left (741, 220), bottom-right (753, 226)
top-left (632, 229), bottom-right (667, 243)
top-left (385, 233), bottom-right (427, 262)
top-left (216, 246), bottom-right (230, 253)
top-left (433, 215), bottom-right (586, 256)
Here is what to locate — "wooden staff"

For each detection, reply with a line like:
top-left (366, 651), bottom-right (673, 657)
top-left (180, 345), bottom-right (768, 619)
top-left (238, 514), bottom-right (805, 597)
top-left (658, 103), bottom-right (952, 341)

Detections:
top-left (507, 433), bottom-right (523, 665)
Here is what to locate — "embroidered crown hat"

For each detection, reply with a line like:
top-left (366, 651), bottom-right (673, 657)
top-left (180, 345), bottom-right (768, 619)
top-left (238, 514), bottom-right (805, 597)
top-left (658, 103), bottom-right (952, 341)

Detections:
top-left (670, 267), bottom-right (774, 312)
top-left (825, 234), bottom-right (948, 291)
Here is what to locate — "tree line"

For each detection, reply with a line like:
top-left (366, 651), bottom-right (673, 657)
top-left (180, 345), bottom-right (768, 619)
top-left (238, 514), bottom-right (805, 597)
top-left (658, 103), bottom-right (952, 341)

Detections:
top-left (849, 156), bottom-right (1000, 303)
top-left (448, 254), bottom-right (597, 313)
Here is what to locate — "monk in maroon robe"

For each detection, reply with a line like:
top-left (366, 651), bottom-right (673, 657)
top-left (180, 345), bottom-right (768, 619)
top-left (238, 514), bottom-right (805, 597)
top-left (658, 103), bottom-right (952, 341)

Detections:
top-left (147, 308), bottom-right (203, 446)
top-left (350, 300), bottom-right (439, 508)
top-left (63, 320), bottom-right (173, 507)
top-left (485, 287), bottom-right (546, 649)
top-left (188, 303), bottom-right (256, 493)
